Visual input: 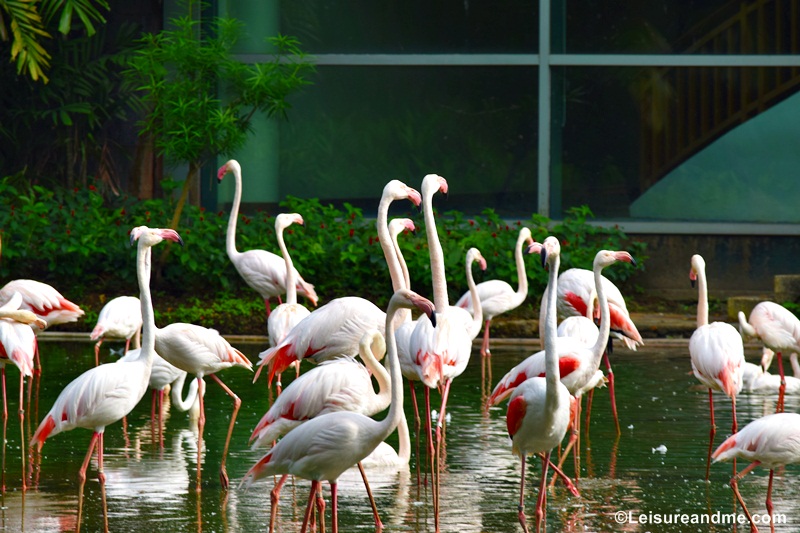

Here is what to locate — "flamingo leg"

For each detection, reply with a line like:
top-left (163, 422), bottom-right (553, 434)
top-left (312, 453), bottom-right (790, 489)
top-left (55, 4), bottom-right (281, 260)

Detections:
top-left (534, 452), bottom-right (551, 533)
top-left (150, 389), bottom-right (158, 445)
top-left (435, 378), bottom-right (454, 528)
top-left (196, 377), bottom-right (205, 492)
top-left (1, 366), bottom-right (6, 420)
top-left (424, 386), bottom-right (437, 530)
top-left (517, 455), bottom-right (530, 533)
top-left (408, 380), bottom-right (422, 489)
top-left (767, 469), bottom-right (775, 533)
top-left (94, 340), bottom-right (103, 366)
top-left (546, 458), bottom-right (580, 497)
top-left (480, 319), bottom-right (492, 357)
top-left (705, 388), bottom-right (716, 481)
top-left (730, 460), bottom-right (762, 533)
top-left (158, 388), bottom-right (165, 448)
top-left (357, 462), bottom-right (382, 530)
top-left (301, 480), bottom-right (320, 533)
top-left (550, 397), bottom-right (580, 489)
top-left (18, 373), bottom-right (25, 491)
top-left (331, 481), bottom-right (340, 533)
top-left (33, 339), bottom-right (41, 377)
top-left (264, 298), bottom-right (272, 319)
top-left (584, 388), bottom-right (594, 434)
top-left (316, 483), bottom-right (326, 533)
top-left (269, 474), bottom-right (289, 533)
top-left (603, 350), bottom-right (621, 435)
top-left (124, 338), bottom-right (131, 355)
top-left (776, 352), bottom-right (786, 413)
top-left (208, 373), bottom-right (241, 490)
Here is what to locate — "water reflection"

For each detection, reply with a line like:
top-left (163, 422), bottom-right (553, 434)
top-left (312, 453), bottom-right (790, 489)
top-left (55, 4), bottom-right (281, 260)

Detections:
top-left (0, 340), bottom-right (798, 532)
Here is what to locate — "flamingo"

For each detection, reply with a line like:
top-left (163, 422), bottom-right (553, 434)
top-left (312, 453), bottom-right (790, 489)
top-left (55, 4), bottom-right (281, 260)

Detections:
top-left (507, 236), bottom-right (575, 533)
top-left (153, 321), bottom-right (252, 490)
top-left (30, 226), bottom-right (181, 525)
top-left (267, 213), bottom-right (312, 390)
top-left (456, 226), bottom-right (535, 356)
top-left (240, 288), bottom-right (436, 533)
top-left (90, 295), bottom-right (142, 365)
top-left (217, 159), bottom-right (318, 318)
top-left (742, 348), bottom-right (800, 395)
top-left (255, 296), bottom-right (386, 386)
top-left (738, 301), bottom-right (800, 412)
top-left (490, 247), bottom-right (635, 486)
top-left (249, 330), bottom-right (391, 449)
top-left (712, 412), bottom-right (800, 532)
top-left (689, 254), bottom-right (745, 480)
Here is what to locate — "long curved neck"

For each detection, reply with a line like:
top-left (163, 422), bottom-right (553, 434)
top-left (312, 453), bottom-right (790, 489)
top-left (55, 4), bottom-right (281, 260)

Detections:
top-left (696, 265), bottom-right (709, 327)
top-left (225, 166), bottom-right (243, 258)
top-left (378, 196), bottom-right (405, 293)
top-left (591, 263), bottom-right (612, 367)
top-left (466, 258), bottom-right (483, 339)
top-left (544, 254), bottom-right (561, 404)
top-left (396, 403), bottom-right (410, 462)
top-left (393, 233), bottom-right (411, 290)
top-left (512, 234), bottom-right (529, 301)
top-left (423, 189), bottom-right (448, 311)
top-left (360, 341), bottom-right (391, 410)
top-left (170, 372), bottom-right (200, 412)
top-left (377, 302), bottom-right (405, 444)
top-left (137, 244), bottom-right (156, 368)
top-left (277, 225), bottom-right (297, 304)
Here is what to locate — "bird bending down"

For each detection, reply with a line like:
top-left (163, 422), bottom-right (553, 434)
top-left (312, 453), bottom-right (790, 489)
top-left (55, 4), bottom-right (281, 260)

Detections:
top-left (456, 226), bottom-right (535, 357)
top-left (689, 254), bottom-right (744, 481)
top-left (738, 301), bottom-right (800, 413)
top-left (507, 236), bottom-right (575, 533)
top-left (217, 160), bottom-right (318, 318)
top-left (30, 226), bottom-right (181, 526)
top-left (90, 295), bottom-right (142, 365)
top-left (153, 321), bottom-right (252, 490)
top-left (712, 412), bottom-right (800, 533)
top-left (240, 288), bottom-right (436, 533)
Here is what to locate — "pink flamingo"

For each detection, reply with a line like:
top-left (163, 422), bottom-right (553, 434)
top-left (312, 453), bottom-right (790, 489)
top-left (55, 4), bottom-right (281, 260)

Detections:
top-left (738, 301), bottom-right (800, 413)
top-left (491, 247), bottom-right (635, 486)
top-left (255, 296), bottom-right (386, 386)
top-left (217, 159), bottom-right (318, 317)
top-left (267, 213), bottom-right (312, 390)
top-left (456, 226), bottom-right (535, 356)
top-left (507, 236), bottom-right (575, 533)
top-left (90, 295), bottom-right (142, 365)
top-left (689, 254), bottom-right (744, 481)
top-left (153, 321), bottom-right (252, 490)
top-left (712, 412), bottom-right (800, 533)
top-left (241, 289), bottom-right (436, 533)
top-left (30, 226), bottom-right (181, 525)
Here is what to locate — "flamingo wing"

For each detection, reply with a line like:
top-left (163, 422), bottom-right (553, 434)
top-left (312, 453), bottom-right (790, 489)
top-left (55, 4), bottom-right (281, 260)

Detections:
top-left (689, 322), bottom-right (744, 397)
top-left (155, 323), bottom-right (252, 376)
top-left (0, 319), bottom-right (36, 376)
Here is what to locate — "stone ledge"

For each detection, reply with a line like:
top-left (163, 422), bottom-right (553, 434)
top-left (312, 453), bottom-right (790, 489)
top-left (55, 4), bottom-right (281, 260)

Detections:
top-left (775, 274), bottom-right (800, 304)
top-left (728, 295), bottom-right (768, 321)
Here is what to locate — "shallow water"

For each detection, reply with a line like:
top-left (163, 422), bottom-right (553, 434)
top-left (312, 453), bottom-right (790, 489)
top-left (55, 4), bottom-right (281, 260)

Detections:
top-left (3, 339), bottom-right (799, 532)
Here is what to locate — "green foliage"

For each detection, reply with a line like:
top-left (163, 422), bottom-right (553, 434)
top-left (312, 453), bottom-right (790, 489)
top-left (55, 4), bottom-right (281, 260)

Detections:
top-left (0, 182), bottom-right (647, 323)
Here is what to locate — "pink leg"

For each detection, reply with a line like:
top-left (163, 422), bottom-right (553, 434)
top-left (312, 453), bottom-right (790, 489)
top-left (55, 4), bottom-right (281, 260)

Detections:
top-left (208, 373), bottom-right (241, 490)
top-left (264, 298), bottom-right (272, 319)
top-left (33, 338), bottom-right (41, 377)
top-left (1, 367), bottom-right (7, 420)
top-left (534, 452), bottom-right (551, 533)
top-left (584, 388), bottom-right (594, 431)
top-left (409, 380), bottom-right (422, 489)
top-left (767, 469), bottom-right (775, 533)
top-left (480, 319), bottom-right (492, 357)
top-left (124, 338), bottom-right (131, 355)
top-left (195, 377), bottom-right (205, 492)
top-left (357, 462), bottom-right (382, 530)
top-left (158, 389), bottom-right (165, 448)
top-left (730, 461), bottom-right (762, 533)
top-left (301, 480), bottom-right (320, 533)
top-left (17, 373), bottom-right (25, 491)
top-left (776, 352), bottom-right (786, 413)
top-left (706, 388), bottom-right (716, 481)
top-left (547, 458), bottom-right (580, 497)
top-left (517, 456), bottom-right (530, 533)
top-left (269, 474), bottom-right (289, 533)
top-left (79, 432), bottom-right (101, 484)
top-left (603, 351), bottom-right (621, 435)
top-left (94, 340), bottom-right (103, 366)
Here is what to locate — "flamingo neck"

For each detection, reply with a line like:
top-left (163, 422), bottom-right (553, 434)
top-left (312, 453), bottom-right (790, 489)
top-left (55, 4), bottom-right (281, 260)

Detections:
top-left (591, 261), bottom-right (612, 368)
top-left (544, 253), bottom-right (561, 399)
top-left (465, 256), bottom-right (483, 339)
top-left (277, 224), bottom-right (297, 304)
top-left (136, 244), bottom-right (156, 369)
top-left (396, 403), bottom-right (411, 463)
top-left (696, 265), bottom-right (709, 327)
top-left (361, 338), bottom-right (391, 410)
top-left (377, 299), bottom-right (406, 446)
top-left (423, 186), bottom-right (448, 311)
top-left (512, 232), bottom-right (530, 303)
top-left (377, 193), bottom-right (405, 293)
top-left (225, 165), bottom-right (243, 259)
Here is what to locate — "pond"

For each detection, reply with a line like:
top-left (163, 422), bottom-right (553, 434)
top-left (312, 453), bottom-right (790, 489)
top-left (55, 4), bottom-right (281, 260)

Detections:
top-left (3, 338), bottom-right (799, 532)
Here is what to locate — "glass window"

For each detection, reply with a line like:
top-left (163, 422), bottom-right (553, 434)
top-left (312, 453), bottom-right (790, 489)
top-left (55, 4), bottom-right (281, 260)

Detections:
top-left (279, 66), bottom-right (538, 216)
top-left (554, 66), bottom-right (800, 222)
top-left (563, 0), bottom-right (799, 55)
top-left (280, 0), bottom-right (538, 53)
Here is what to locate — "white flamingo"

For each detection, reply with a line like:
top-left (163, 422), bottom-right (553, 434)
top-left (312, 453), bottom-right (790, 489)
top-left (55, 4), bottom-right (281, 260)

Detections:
top-left (90, 295), bottom-right (142, 365)
top-left (217, 159), bottom-right (318, 317)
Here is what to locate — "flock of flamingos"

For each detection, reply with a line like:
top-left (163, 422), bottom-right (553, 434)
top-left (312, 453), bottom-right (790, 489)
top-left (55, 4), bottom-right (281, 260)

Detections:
top-left (0, 161), bottom-right (799, 532)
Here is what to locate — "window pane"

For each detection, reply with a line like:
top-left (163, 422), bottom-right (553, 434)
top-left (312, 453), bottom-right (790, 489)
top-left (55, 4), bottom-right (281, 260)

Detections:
top-left (563, 0), bottom-right (800, 54)
top-left (281, 1), bottom-right (538, 53)
top-left (280, 66), bottom-right (538, 216)
top-left (554, 66), bottom-right (800, 222)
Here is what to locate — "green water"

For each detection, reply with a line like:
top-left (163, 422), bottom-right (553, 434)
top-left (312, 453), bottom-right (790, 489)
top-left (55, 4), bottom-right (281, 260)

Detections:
top-left (2, 339), bottom-right (798, 532)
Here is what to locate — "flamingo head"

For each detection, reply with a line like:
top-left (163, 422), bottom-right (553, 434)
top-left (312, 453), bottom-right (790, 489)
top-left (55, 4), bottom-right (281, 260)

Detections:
top-left (130, 226), bottom-right (184, 248)
top-left (388, 218), bottom-right (415, 239)
top-left (275, 212), bottom-right (304, 232)
top-left (689, 254), bottom-right (704, 288)
top-left (216, 160), bottom-right (240, 182)
top-left (539, 236), bottom-right (561, 270)
top-left (421, 174), bottom-right (448, 200)
top-left (593, 250), bottom-right (636, 270)
top-left (467, 248), bottom-right (487, 272)
top-left (384, 180), bottom-right (422, 207)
